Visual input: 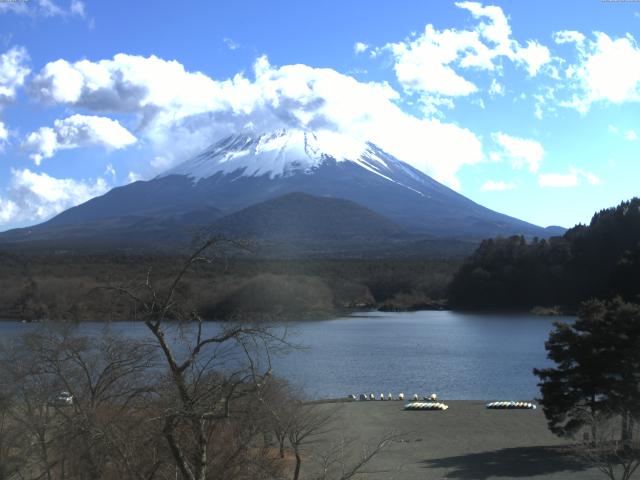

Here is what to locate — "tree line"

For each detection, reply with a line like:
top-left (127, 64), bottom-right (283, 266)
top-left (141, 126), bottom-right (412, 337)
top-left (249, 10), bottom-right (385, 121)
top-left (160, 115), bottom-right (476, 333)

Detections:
top-left (0, 252), bottom-right (457, 322)
top-left (449, 198), bottom-right (640, 311)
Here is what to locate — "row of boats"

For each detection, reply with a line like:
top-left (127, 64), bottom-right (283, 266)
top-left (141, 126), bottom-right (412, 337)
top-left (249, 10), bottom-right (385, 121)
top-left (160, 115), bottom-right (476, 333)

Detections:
top-left (404, 401), bottom-right (537, 411)
top-left (347, 394), bottom-right (538, 411)
top-left (404, 402), bottom-right (449, 411)
top-left (350, 393), bottom-right (437, 401)
top-left (485, 401), bottom-right (537, 409)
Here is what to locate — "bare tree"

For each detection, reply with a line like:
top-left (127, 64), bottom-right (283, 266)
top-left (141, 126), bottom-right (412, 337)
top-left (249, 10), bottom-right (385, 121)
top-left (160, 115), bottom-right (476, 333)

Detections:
top-left (0, 326), bottom-right (168, 480)
top-left (0, 392), bottom-right (26, 480)
top-left (575, 410), bottom-right (640, 480)
top-left (309, 431), bottom-right (398, 480)
top-left (106, 238), bottom-right (287, 480)
top-left (286, 402), bottom-right (336, 480)
top-left (257, 380), bottom-right (396, 480)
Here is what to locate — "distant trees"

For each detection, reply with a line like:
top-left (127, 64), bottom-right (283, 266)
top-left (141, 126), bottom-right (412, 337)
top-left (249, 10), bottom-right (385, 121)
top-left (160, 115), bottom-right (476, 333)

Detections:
top-left (534, 298), bottom-right (640, 441)
top-left (448, 235), bottom-right (571, 309)
top-left (0, 250), bottom-right (457, 322)
top-left (449, 198), bottom-right (640, 310)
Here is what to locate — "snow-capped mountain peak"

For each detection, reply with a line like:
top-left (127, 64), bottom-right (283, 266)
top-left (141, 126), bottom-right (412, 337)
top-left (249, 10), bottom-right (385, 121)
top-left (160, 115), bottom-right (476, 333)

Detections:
top-left (19, 128), bottom-right (554, 245)
top-left (160, 129), bottom-right (397, 182)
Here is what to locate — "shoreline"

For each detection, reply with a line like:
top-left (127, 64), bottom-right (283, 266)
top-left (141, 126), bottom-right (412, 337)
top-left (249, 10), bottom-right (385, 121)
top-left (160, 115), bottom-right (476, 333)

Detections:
top-left (0, 305), bottom-right (576, 323)
top-left (306, 400), bottom-right (601, 479)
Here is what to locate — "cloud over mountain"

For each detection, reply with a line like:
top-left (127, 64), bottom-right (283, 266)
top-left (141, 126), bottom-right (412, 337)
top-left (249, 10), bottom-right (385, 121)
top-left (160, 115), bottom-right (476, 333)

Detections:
top-left (22, 114), bottom-right (136, 165)
top-left (0, 169), bottom-right (108, 224)
top-left (29, 53), bottom-right (483, 189)
top-left (0, 46), bottom-right (30, 150)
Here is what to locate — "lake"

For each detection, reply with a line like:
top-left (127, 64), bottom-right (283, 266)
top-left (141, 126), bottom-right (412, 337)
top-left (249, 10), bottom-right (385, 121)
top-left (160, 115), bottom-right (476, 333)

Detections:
top-left (0, 310), bottom-right (568, 400)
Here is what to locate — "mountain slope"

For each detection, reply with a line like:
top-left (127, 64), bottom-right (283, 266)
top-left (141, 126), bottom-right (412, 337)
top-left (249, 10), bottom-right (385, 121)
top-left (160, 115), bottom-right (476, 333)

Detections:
top-left (0, 193), bottom-right (442, 257)
top-left (0, 129), bottom-right (562, 254)
top-left (211, 192), bottom-right (406, 240)
top-left (45, 130), bottom-right (552, 236)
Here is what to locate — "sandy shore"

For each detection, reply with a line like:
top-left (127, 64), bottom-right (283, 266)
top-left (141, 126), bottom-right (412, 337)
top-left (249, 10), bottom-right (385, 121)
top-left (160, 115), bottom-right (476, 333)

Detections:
top-left (304, 400), bottom-right (603, 480)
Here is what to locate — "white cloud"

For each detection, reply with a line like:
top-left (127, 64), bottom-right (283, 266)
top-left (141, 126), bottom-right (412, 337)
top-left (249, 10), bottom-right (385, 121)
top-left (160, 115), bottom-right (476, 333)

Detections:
top-left (150, 155), bottom-right (171, 170)
top-left (488, 151), bottom-right (501, 162)
top-left (223, 37), bottom-right (239, 51)
top-left (22, 114), bottom-right (137, 165)
top-left (538, 167), bottom-right (601, 188)
top-left (0, 0), bottom-right (85, 17)
top-left (480, 180), bottom-right (516, 191)
top-left (553, 30), bottom-right (585, 46)
top-left (0, 169), bottom-right (108, 225)
top-left (126, 171), bottom-right (143, 183)
top-left (0, 1), bottom-right (28, 15)
top-left (488, 78), bottom-right (504, 96)
top-left (607, 124), bottom-right (637, 140)
top-left (455, 1), bottom-right (512, 54)
top-left (0, 120), bottom-right (8, 151)
top-left (583, 171), bottom-right (601, 185)
top-left (538, 171), bottom-right (578, 188)
top-left (70, 0), bottom-right (85, 17)
top-left (534, 102), bottom-right (543, 120)
top-left (354, 42), bottom-right (369, 54)
top-left (559, 32), bottom-right (640, 112)
top-left (515, 41), bottom-right (551, 76)
top-left (104, 162), bottom-right (116, 181)
top-left (0, 198), bottom-right (18, 224)
top-left (38, 0), bottom-right (64, 16)
top-left (383, 1), bottom-right (551, 106)
top-left (0, 121), bottom-right (7, 140)
top-left (492, 132), bottom-right (544, 172)
top-left (0, 46), bottom-right (30, 105)
top-left (386, 25), bottom-right (481, 98)
top-left (29, 53), bottom-right (483, 188)
top-left (472, 97), bottom-right (485, 109)
top-left (0, 46), bottom-right (26, 152)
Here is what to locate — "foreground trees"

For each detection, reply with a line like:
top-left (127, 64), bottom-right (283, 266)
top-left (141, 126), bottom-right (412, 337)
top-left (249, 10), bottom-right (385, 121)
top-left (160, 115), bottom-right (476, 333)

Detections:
top-left (534, 298), bottom-right (640, 479)
top-left (575, 410), bottom-right (640, 480)
top-left (534, 298), bottom-right (640, 440)
top-left (0, 239), bottom-right (392, 479)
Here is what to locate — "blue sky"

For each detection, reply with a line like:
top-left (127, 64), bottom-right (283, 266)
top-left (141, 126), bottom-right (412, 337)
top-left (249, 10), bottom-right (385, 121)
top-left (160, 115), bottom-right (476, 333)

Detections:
top-left (0, 0), bottom-right (639, 231)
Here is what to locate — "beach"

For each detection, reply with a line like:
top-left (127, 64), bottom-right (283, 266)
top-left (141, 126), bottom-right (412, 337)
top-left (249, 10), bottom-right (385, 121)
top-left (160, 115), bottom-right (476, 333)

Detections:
top-left (305, 400), bottom-right (603, 480)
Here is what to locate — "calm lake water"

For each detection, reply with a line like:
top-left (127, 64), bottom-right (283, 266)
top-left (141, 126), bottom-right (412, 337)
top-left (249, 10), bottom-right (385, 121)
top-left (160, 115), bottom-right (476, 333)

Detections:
top-left (0, 310), bottom-right (568, 400)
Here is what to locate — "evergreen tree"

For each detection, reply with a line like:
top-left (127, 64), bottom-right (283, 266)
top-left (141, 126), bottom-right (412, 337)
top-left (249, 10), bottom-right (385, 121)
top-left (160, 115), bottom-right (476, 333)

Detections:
top-left (534, 298), bottom-right (640, 443)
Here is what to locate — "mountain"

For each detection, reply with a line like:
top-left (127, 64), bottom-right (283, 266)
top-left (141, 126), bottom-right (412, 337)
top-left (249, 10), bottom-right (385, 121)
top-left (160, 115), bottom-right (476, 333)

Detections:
top-left (211, 192), bottom-right (406, 240)
top-left (0, 207), bottom-right (225, 251)
top-left (0, 129), bottom-right (563, 254)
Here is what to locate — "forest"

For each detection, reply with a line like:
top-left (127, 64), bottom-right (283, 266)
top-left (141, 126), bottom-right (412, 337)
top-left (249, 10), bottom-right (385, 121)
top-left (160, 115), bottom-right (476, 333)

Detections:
top-left (0, 251), bottom-right (457, 322)
top-left (449, 198), bottom-right (640, 311)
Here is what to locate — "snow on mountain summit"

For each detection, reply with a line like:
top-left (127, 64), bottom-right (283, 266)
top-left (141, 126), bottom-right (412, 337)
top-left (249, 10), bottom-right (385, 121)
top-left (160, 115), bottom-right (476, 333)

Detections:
top-left (160, 129), bottom-right (399, 182)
